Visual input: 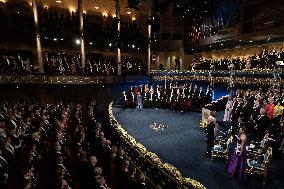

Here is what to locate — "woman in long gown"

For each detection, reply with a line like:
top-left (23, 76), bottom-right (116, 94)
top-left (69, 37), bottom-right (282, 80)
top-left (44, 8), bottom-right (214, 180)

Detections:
top-left (227, 127), bottom-right (247, 181)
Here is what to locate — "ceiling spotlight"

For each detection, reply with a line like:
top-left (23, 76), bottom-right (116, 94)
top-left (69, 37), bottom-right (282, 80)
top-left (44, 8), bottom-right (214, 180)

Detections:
top-left (53, 38), bottom-right (58, 41)
top-left (56, 0), bottom-right (62, 3)
top-left (132, 44), bottom-right (135, 48)
top-left (60, 38), bottom-right (63, 41)
top-left (89, 42), bottom-right (93, 45)
top-left (221, 43), bottom-right (223, 46)
top-left (109, 43), bottom-right (112, 47)
top-left (94, 6), bottom-right (99, 10)
top-left (75, 39), bottom-right (80, 45)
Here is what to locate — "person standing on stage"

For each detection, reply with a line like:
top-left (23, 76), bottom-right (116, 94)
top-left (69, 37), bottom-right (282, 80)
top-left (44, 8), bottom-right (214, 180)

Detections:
top-left (136, 92), bottom-right (143, 110)
top-left (205, 115), bottom-right (216, 157)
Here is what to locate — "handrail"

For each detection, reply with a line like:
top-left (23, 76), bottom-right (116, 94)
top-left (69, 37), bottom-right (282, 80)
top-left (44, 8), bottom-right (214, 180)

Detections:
top-left (108, 102), bottom-right (206, 189)
top-left (0, 75), bottom-right (123, 85)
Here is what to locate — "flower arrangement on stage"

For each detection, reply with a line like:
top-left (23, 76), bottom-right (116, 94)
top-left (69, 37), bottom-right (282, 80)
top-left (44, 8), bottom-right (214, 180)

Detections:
top-left (145, 152), bottom-right (162, 164)
top-left (109, 102), bottom-right (206, 189)
top-left (135, 143), bottom-right (147, 154)
top-left (204, 95), bottom-right (229, 108)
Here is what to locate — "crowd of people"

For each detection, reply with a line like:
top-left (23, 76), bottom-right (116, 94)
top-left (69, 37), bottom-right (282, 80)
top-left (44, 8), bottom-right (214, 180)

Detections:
top-left (205, 87), bottom-right (284, 181)
top-left (121, 56), bottom-right (146, 75)
top-left (0, 97), bottom-right (155, 189)
top-left (43, 51), bottom-right (83, 75)
top-left (43, 52), bottom-right (147, 76)
top-left (0, 49), bottom-right (33, 74)
top-left (85, 55), bottom-right (116, 76)
top-left (43, 51), bottom-right (118, 76)
top-left (0, 49), bottom-right (148, 76)
top-left (122, 82), bottom-right (213, 111)
top-left (192, 48), bottom-right (284, 71)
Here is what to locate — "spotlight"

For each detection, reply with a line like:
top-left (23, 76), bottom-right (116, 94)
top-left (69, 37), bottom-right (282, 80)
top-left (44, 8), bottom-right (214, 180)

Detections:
top-left (61, 38), bottom-right (64, 41)
top-left (221, 43), bottom-right (223, 46)
top-left (132, 44), bottom-right (135, 48)
top-left (249, 40), bottom-right (252, 43)
top-left (109, 43), bottom-right (112, 47)
top-left (89, 42), bottom-right (93, 45)
top-left (53, 38), bottom-right (58, 41)
top-left (75, 39), bottom-right (80, 45)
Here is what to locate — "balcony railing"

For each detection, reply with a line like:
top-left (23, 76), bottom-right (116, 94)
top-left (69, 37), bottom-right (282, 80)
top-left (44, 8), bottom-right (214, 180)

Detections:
top-left (0, 75), bottom-right (123, 85)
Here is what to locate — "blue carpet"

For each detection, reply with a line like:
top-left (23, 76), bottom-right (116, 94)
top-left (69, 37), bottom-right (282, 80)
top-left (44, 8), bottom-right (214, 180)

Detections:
top-left (112, 108), bottom-right (284, 189)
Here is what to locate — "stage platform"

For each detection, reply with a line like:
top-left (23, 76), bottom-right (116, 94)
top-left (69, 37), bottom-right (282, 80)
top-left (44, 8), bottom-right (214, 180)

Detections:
top-left (112, 107), bottom-right (284, 189)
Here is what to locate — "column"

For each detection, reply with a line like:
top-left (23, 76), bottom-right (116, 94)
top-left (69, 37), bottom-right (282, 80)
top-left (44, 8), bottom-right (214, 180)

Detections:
top-left (147, 0), bottom-right (152, 75)
top-left (78, 0), bottom-right (86, 69)
top-left (32, 0), bottom-right (43, 73)
top-left (116, 0), bottom-right (121, 75)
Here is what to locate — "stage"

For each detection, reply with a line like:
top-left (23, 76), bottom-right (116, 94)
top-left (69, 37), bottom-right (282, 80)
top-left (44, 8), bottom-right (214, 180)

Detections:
top-left (112, 107), bottom-right (284, 189)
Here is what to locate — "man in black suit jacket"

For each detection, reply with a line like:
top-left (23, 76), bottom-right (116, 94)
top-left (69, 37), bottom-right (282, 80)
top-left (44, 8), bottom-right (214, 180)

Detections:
top-left (205, 116), bottom-right (216, 157)
top-left (254, 108), bottom-right (269, 141)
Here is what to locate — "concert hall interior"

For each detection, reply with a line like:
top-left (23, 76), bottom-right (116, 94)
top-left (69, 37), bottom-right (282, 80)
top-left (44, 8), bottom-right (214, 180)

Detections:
top-left (1, 0), bottom-right (284, 189)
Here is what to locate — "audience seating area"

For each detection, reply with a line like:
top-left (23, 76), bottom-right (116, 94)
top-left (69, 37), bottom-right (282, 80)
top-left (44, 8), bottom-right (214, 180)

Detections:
top-left (192, 48), bottom-right (284, 71)
top-left (0, 48), bottom-right (147, 76)
top-left (0, 98), bottom-right (156, 189)
top-left (0, 48), bottom-right (33, 74)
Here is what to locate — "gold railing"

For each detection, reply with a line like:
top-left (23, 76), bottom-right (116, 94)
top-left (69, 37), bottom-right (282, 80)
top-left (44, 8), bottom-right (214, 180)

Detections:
top-left (108, 102), bottom-right (206, 189)
top-left (0, 75), bottom-right (123, 85)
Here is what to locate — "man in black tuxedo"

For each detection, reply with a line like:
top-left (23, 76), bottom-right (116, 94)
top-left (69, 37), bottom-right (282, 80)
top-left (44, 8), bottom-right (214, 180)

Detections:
top-left (205, 116), bottom-right (216, 157)
top-left (254, 108), bottom-right (269, 141)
